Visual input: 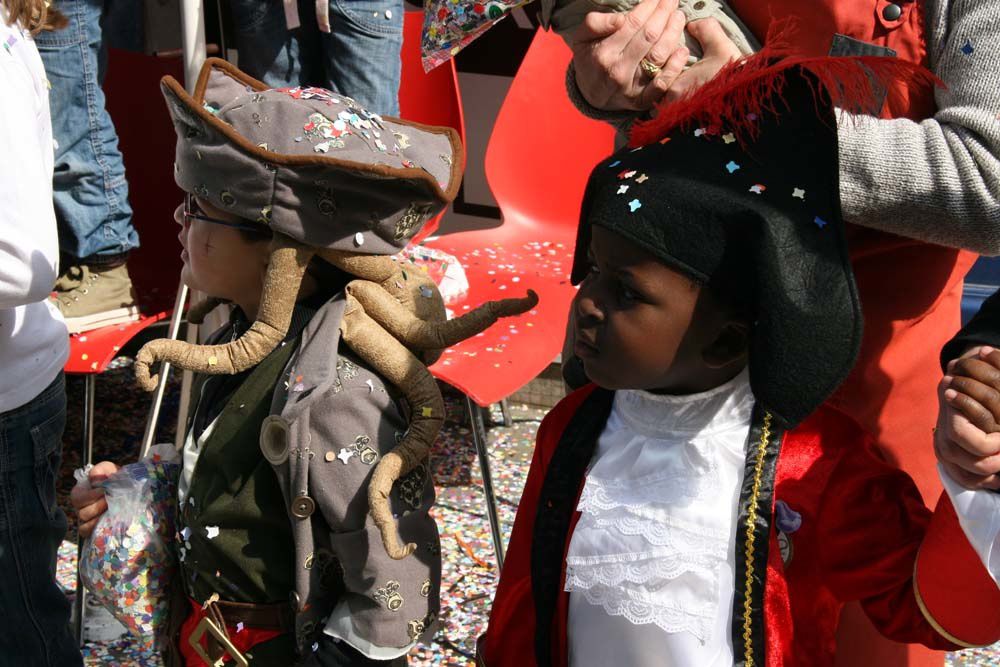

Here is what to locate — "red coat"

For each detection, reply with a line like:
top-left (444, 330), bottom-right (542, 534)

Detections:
top-left (480, 386), bottom-right (1000, 667)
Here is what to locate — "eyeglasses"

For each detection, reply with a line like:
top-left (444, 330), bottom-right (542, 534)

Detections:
top-left (183, 193), bottom-right (263, 234)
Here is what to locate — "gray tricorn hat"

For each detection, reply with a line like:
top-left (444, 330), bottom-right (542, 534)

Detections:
top-left (161, 58), bottom-right (463, 255)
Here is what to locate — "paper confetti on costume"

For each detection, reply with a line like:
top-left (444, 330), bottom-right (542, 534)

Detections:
top-left (78, 445), bottom-right (180, 650)
top-left (420, 0), bottom-right (533, 72)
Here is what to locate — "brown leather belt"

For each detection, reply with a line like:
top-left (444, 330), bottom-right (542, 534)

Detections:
top-left (210, 598), bottom-right (295, 633)
top-left (188, 594), bottom-right (295, 667)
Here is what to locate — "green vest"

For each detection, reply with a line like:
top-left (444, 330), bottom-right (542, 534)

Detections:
top-left (178, 340), bottom-right (297, 605)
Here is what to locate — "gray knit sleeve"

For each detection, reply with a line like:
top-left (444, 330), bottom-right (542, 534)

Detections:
top-left (565, 63), bottom-right (643, 136)
top-left (836, 0), bottom-right (1000, 254)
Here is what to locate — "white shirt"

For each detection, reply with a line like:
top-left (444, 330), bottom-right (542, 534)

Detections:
top-left (0, 12), bottom-right (68, 412)
top-left (566, 370), bottom-right (1000, 667)
top-left (567, 370), bottom-right (753, 667)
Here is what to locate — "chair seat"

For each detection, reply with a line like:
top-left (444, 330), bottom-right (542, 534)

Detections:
top-left (426, 220), bottom-right (578, 407)
top-left (64, 311), bottom-right (172, 375)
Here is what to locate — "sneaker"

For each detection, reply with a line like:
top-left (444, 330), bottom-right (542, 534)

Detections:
top-left (52, 263), bottom-right (141, 334)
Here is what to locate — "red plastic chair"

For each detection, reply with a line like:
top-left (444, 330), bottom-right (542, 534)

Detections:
top-left (65, 47), bottom-right (185, 643)
top-left (400, 10), bottom-right (465, 241)
top-left (425, 28), bottom-right (615, 565)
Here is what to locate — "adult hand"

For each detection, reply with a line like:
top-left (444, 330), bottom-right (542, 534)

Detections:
top-left (69, 461), bottom-right (119, 539)
top-left (935, 346), bottom-right (1000, 490)
top-left (571, 0), bottom-right (689, 112)
top-left (659, 18), bottom-right (742, 105)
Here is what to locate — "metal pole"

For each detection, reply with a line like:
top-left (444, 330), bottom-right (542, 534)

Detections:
top-left (466, 395), bottom-right (505, 569)
top-left (180, 0), bottom-right (207, 92)
top-left (140, 284), bottom-right (190, 458)
top-left (74, 375), bottom-right (96, 645)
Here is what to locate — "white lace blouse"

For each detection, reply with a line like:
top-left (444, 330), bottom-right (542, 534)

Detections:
top-left (565, 369), bottom-right (754, 667)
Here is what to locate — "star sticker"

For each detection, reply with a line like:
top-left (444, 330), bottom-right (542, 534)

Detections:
top-left (725, 161), bottom-right (741, 174)
top-left (792, 188), bottom-right (806, 200)
top-left (337, 448), bottom-right (355, 464)
top-left (749, 184), bottom-right (766, 195)
top-left (635, 174), bottom-right (649, 183)
top-left (813, 216), bottom-right (828, 228)
top-left (628, 199), bottom-right (642, 213)
top-left (205, 526), bottom-right (220, 539)
top-left (694, 128), bottom-right (707, 137)
top-left (620, 170), bottom-right (637, 180)
top-left (961, 39), bottom-right (974, 56)
top-left (617, 185), bottom-right (629, 195)
top-left (421, 406), bottom-right (435, 417)
top-left (722, 133), bottom-right (736, 144)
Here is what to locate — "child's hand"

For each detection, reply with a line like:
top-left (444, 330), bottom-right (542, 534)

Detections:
top-left (70, 461), bottom-right (119, 539)
top-left (935, 346), bottom-right (1000, 490)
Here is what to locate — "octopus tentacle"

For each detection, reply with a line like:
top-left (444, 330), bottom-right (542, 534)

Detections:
top-left (135, 234), bottom-right (315, 391)
top-left (340, 294), bottom-right (445, 560)
top-left (346, 281), bottom-right (538, 351)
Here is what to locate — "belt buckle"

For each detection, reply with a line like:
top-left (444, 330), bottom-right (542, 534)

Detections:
top-left (189, 615), bottom-right (250, 667)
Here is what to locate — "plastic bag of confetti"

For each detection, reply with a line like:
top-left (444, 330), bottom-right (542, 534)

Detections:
top-left (421, 0), bottom-right (534, 72)
top-left (77, 445), bottom-right (181, 650)
top-left (395, 244), bottom-right (469, 306)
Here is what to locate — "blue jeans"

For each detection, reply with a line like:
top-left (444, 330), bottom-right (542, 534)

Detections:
top-left (230, 0), bottom-right (404, 116)
top-left (0, 374), bottom-right (80, 667)
top-left (35, 0), bottom-right (139, 263)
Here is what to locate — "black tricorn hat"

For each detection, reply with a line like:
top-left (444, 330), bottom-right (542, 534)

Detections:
top-left (571, 53), bottom-right (937, 428)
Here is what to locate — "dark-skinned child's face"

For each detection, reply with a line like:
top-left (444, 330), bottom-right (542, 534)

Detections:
top-left (573, 226), bottom-right (748, 394)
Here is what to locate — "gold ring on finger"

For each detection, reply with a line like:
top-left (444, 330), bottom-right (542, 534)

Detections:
top-left (639, 58), bottom-right (662, 78)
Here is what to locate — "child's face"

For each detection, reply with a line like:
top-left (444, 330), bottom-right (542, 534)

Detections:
top-left (174, 196), bottom-right (271, 304)
top-left (574, 226), bottom-right (741, 393)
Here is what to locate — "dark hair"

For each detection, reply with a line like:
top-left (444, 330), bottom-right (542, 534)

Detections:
top-left (706, 263), bottom-right (754, 322)
top-left (236, 226), bottom-right (274, 244)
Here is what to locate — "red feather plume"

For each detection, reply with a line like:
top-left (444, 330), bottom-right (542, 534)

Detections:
top-left (629, 25), bottom-right (943, 148)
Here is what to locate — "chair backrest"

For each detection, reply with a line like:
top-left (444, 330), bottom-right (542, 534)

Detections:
top-left (399, 11), bottom-right (465, 135)
top-left (103, 48), bottom-right (186, 314)
top-left (399, 11), bottom-right (464, 241)
top-left (484, 28), bottom-right (615, 235)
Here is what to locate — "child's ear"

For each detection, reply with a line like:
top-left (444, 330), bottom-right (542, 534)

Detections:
top-left (702, 319), bottom-right (750, 369)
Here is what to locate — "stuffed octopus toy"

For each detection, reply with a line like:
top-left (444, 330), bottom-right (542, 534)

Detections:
top-left (136, 58), bottom-right (537, 560)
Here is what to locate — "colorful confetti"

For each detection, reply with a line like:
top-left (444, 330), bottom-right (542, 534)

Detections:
top-left (420, 0), bottom-right (534, 72)
top-left (628, 199), bottom-right (642, 213)
top-left (77, 446), bottom-right (180, 651)
top-left (726, 161), bottom-right (741, 174)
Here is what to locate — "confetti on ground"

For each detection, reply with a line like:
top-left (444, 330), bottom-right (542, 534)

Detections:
top-left (54, 362), bottom-right (1000, 665)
